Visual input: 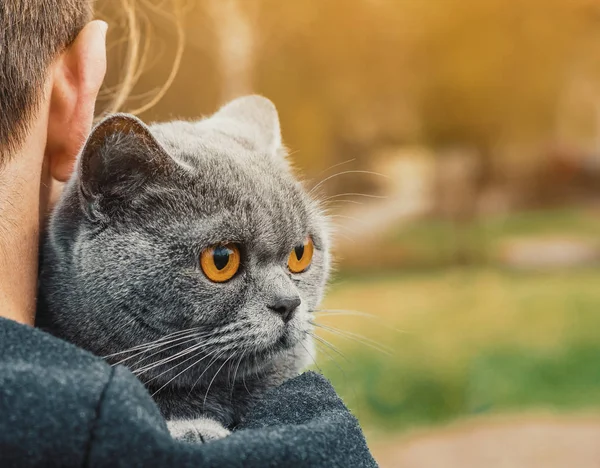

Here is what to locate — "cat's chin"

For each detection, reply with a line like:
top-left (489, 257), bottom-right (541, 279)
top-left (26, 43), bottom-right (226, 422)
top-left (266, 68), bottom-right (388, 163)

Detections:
top-left (235, 341), bottom-right (310, 385)
top-left (241, 327), bottom-right (309, 368)
top-left (248, 337), bottom-right (294, 364)
top-left (268, 321), bottom-right (311, 353)
top-left (275, 327), bottom-right (296, 349)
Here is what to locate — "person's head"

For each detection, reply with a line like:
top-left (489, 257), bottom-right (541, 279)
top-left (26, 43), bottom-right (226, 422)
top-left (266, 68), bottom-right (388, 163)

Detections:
top-left (1, 0), bottom-right (107, 191)
top-left (0, 0), bottom-right (107, 323)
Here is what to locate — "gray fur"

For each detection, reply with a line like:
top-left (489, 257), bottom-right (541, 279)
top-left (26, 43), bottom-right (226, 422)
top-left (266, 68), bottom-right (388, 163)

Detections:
top-left (37, 95), bottom-right (331, 441)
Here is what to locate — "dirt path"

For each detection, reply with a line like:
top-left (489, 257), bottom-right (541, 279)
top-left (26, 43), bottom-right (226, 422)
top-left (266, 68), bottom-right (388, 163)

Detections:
top-left (370, 415), bottom-right (600, 468)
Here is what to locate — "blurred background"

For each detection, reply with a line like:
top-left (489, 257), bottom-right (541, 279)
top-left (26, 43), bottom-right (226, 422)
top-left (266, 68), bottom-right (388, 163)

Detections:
top-left (98, 1), bottom-right (600, 466)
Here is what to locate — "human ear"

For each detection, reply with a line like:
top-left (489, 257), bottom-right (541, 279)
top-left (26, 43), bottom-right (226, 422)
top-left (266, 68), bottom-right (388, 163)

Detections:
top-left (45, 20), bottom-right (108, 183)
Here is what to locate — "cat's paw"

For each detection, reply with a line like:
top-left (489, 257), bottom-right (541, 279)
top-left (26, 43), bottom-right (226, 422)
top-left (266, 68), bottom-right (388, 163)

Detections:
top-left (167, 417), bottom-right (231, 443)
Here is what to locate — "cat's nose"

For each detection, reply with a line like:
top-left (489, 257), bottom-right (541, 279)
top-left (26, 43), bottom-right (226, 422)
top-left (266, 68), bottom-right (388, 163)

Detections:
top-left (268, 296), bottom-right (301, 323)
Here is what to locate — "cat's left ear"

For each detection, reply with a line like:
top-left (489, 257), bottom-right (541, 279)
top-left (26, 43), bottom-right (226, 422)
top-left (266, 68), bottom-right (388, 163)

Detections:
top-left (211, 95), bottom-right (283, 156)
top-left (78, 113), bottom-right (176, 220)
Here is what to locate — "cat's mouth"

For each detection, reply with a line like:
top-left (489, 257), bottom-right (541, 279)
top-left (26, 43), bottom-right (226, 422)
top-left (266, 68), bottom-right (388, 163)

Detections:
top-left (247, 323), bottom-right (306, 362)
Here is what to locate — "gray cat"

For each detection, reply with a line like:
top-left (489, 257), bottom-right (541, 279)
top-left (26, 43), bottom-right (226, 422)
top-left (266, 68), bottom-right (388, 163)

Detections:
top-left (37, 95), bottom-right (331, 442)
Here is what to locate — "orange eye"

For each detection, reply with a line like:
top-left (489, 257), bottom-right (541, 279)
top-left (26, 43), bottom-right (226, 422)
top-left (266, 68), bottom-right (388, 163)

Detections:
top-left (288, 237), bottom-right (314, 273)
top-left (200, 243), bottom-right (241, 283)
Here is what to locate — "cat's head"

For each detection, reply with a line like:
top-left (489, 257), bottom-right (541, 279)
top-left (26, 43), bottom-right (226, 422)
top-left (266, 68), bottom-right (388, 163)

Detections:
top-left (42, 95), bottom-right (330, 387)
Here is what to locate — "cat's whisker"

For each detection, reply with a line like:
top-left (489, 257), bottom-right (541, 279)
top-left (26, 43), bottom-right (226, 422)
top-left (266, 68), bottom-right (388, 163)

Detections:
top-left (252, 352), bottom-right (262, 380)
top-left (315, 321), bottom-right (394, 352)
top-left (134, 345), bottom-right (207, 377)
top-left (309, 170), bottom-right (390, 196)
top-left (330, 231), bottom-right (356, 244)
top-left (313, 158), bottom-right (356, 178)
top-left (149, 347), bottom-right (222, 396)
top-left (324, 199), bottom-right (364, 207)
top-left (129, 326), bottom-right (209, 345)
top-left (297, 337), bottom-right (323, 375)
top-left (314, 311), bottom-right (378, 319)
top-left (242, 369), bottom-right (251, 397)
top-left (307, 331), bottom-right (350, 363)
top-left (310, 321), bottom-right (393, 356)
top-left (314, 308), bottom-right (406, 333)
top-left (131, 340), bottom-right (214, 375)
top-left (108, 323), bottom-right (244, 364)
top-left (127, 330), bottom-right (236, 371)
top-left (311, 337), bottom-right (343, 367)
top-left (103, 327), bottom-right (208, 359)
top-left (323, 192), bottom-right (388, 202)
top-left (145, 321), bottom-right (242, 346)
top-left (135, 339), bottom-right (238, 376)
top-left (229, 350), bottom-right (246, 398)
top-left (314, 308), bottom-right (377, 317)
top-left (329, 223), bottom-right (361, 237)
top-left (112, 333), bottom-right (205, 367)
top-left (328, 214), bottom-right (368, 225)
top-left (189, 349), bottom-right (228, 398)
top-left (308, 334), bottom-right (362, 412)
top-left (309, 335), bottom-right (349, 383)
top-left (304, 330), bottom-right (351, 380)
top-left (125, 334), bottom-right (203, 365)
top-left (203, 352), bottom-right (236, 408)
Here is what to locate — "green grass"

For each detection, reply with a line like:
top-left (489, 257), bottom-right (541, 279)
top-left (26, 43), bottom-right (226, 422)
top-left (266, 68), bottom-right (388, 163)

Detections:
top-left (390, 208), bottom-right (600, 244)
top-left (314, 267), bottom-right (600, 434)
top-left (369, 208), bottom-right (600, 268)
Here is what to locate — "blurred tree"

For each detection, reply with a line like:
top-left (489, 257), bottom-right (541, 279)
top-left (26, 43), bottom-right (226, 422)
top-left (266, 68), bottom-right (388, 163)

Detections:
top-left (99, 0), bottom-right (600, 200)
top-left (205, 0), bottom-right (260, 102)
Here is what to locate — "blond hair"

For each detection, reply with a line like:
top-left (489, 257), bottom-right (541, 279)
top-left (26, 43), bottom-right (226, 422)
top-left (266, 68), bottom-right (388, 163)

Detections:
top-left (96, 0), bottom-right (185, 117)
top-left (0, 0), bottom-right (184, 160)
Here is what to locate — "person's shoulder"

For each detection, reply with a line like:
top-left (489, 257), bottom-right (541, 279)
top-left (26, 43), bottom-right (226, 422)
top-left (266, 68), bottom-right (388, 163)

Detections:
top-left (0, 316), bottom-right (111, 402)
top-left (0, 319), bottom-right (377, 467)
top-left (0, 317), bottom-right (165, 467)
top-left (0, 316), bottom-right (103, 366)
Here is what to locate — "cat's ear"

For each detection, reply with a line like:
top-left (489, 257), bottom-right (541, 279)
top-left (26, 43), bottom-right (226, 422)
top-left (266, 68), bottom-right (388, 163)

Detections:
top-left (78, 113), bottom-right (175, 220)
top-left (212, 95), bottom-right (282, 155)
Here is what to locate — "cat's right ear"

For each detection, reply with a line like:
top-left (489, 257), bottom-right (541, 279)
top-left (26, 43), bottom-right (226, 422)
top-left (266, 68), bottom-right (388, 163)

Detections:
top-left (78, 114), bottom-right (175, 221)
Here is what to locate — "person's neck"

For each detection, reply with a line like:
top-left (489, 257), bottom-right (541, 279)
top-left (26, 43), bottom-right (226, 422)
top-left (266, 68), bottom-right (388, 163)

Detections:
top-left (0, 119), bottom-right (50, 326)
